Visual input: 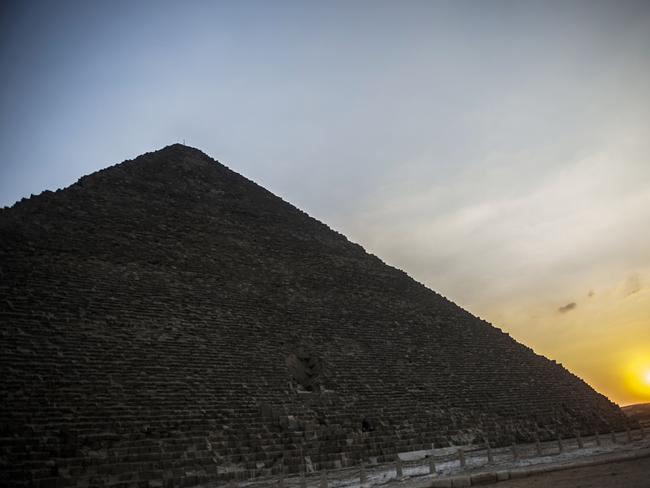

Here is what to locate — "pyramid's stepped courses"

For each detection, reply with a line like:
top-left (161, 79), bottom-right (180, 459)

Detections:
top-left (0, 145), bottom-right (627, 487)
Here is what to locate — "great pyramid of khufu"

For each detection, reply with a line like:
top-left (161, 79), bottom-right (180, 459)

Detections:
top-left (0, 145), bottom-right (627, 486)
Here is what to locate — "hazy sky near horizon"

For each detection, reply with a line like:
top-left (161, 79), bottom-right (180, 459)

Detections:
top-left (1, 0), bottom-right (650, 405)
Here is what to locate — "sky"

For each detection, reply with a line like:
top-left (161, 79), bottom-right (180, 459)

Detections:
top-left (1, 0), bottom-right (649, 406)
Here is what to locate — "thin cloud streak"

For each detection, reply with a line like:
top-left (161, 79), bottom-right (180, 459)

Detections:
top-left (558, 303), bottom-right (577, 314)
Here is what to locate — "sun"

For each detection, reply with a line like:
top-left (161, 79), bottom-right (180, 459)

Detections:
top-left (622, 356), bottom-right (650, 400)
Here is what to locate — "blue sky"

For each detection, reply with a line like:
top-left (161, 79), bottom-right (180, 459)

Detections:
top-left (1, 0), bottom-right (650, 404)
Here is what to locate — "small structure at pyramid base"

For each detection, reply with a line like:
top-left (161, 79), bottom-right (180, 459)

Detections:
top-left (0, 145), bottom-right (630, 487)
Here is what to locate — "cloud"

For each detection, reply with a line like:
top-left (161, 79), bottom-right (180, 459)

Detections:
top-left (624, 274), bottom-right (642, 297)
top-left (344, 145), bottom-right (650, 315)
top-left (558, 302), bottom-right (577, 313)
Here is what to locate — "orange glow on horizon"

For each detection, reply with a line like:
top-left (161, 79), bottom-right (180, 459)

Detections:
top-left (622, 355), bottom-right (650, 403)
top-left (473, 278), bottom-right (650, 407)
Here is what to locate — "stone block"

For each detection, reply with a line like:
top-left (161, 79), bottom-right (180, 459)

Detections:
top-left (496, 470), bottom-right (510, 481)
top-left (450, 476), bottom-right (471, 488)
top-left (470, 472), bottom-right (498, 485)
top-left (509, 469), bottom-right (530, 479)
top-left (429, 479), bottom-right (452, 488)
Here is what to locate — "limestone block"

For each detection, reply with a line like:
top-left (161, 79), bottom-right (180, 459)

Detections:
top-left (470, 472), bottom-right (497, 485)
top-left (495, 470), bottom-right (510, 481)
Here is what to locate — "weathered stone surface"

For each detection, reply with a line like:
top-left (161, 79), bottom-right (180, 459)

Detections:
top-left (430, 479), bottom-right (453, 488)
top-left (450, 476), bottom-right (471, 487)
top-left (470, 472), bottom-right (498, 485)
top-left (509, 469), bottom-right (531, 479)
top-left (0, 144), bottom-right (628, 487)
top-left (496, 470), bottom-right (511, 481)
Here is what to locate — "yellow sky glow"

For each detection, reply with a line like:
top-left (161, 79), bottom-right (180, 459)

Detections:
top-left (353, 151), bottom-right (650, 408)
top-left (475, 276), bottom-right (650, 407)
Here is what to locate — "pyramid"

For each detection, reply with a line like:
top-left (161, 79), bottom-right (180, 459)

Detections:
top-left (0, 145), bottom-right (627, 486)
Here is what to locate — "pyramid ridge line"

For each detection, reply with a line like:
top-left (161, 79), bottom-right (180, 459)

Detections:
top-left (1, 144), bottom-right (242, 211)
top-left (2, 145), bottom-right (482, 329)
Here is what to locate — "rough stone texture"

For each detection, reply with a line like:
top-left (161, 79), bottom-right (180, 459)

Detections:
top-left (450, 476), bottom-right (471, 487)
top-left (470, 472), bottom-right (498, 485)
top-left (430, 480), bottom-right (453, 488)
top-left (0, 145), bottom-right (628, 487)
top-left (496, 471), bottom-right (511, 481)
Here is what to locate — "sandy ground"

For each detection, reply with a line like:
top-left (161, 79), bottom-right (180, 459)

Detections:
top-left (494, 456), bottom-right (650, 488)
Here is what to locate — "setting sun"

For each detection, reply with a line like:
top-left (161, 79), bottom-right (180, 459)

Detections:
top-left (612, 352), bottom-right (650, 404)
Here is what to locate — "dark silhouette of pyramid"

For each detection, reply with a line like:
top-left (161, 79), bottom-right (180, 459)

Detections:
top-left (0, 145), bottom-right (627, 486)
